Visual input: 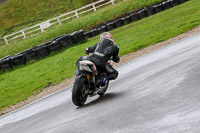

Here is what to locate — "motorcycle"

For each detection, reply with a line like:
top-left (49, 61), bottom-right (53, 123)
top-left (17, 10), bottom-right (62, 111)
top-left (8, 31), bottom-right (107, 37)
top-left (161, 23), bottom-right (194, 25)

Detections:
top-left (72, 59), bottom-right (112, 106)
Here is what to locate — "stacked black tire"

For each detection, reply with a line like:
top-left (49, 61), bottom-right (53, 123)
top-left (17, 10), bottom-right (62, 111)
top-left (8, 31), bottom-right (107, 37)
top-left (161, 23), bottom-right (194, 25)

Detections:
top-left (0, 0), bottom-right (190, 72)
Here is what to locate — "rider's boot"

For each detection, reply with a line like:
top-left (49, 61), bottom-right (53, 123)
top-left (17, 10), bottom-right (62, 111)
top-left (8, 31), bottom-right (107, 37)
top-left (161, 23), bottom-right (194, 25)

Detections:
top-left (96, 77), bottom-right (108, 86)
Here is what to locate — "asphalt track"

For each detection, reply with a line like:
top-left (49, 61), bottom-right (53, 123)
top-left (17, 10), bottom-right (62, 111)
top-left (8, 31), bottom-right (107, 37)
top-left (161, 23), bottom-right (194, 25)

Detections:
top-left (1, 32), bottom-right (200, 133)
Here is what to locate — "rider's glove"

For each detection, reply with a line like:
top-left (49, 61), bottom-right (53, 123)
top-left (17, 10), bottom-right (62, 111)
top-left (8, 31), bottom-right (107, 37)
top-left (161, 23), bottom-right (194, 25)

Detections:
top-left (85, 48), bottom-right (89, 55)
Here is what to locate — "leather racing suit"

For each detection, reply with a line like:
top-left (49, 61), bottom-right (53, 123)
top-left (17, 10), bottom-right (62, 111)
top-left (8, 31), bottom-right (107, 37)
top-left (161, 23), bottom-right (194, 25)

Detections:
top-left (76, 38), bottom-right (120, 80)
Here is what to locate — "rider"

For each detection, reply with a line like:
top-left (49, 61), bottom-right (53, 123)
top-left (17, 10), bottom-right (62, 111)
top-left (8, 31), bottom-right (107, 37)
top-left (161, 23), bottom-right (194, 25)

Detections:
top-left (76, 32), bottom-right (120, 85)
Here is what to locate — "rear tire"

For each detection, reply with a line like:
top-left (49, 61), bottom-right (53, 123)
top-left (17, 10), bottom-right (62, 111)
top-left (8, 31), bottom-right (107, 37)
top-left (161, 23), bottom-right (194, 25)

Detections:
top-left (72, 76), bottom-right (88, 106)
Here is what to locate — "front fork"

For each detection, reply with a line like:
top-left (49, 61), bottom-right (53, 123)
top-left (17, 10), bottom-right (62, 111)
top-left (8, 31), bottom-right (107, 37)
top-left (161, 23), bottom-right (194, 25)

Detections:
top-left (80, 74), bottom-right (96, 95)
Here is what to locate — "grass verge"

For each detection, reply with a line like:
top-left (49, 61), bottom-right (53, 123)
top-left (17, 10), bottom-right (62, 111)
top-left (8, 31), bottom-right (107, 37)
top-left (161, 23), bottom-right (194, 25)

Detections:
top-left (0, 0), bottom-right (200, 111)
top-left (0, 0), bottom-right (162, 58)
top-left (0, 0), bottom-right (98, 36)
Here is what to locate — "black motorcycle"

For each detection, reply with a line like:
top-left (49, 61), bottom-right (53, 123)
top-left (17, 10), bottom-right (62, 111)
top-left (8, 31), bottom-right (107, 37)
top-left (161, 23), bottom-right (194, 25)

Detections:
top-left (72, 60), bottom-right (112, 106)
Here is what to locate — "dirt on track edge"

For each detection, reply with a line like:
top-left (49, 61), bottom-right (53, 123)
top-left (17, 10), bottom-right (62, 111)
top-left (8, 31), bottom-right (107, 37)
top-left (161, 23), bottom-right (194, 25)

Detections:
top-left (1, 26), bottom-right (200, 116)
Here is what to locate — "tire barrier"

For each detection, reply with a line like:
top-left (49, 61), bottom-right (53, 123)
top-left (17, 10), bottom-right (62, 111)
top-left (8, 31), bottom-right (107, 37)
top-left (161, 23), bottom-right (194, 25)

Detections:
top-left (33, 42), bottom-right (50, 57)
top-left (146, 6), bottom-right (156, 16)
top-left (169, 0), bottom-right (180, 6)
top-left (84, 31), bottom-right (91, 38)
top-left (46, 41), bottom-right (62, 52)
top-left (114, 18), bottom-right (124, 28)
top-left (97, 25), bottom-right (107, 34)
top-left (179, 0), bottom-right (188, 4)
top-left (0, 29), bottom-right (86, 71)
top-left (123, 16), bottom-right (132, 25)
top-left (162, 1), bottom-right (172, 10)
top-left (11, 53), bottom-right (26, 66)
top-left (0, 0), bottom-right (190, 72)
top-left (86, 0), bottom-right (189, 37)
top-left (70, 30), bottom-right (86, 44)
top-left (138, 8), bottom-right (148, 19)
top-left (0, 56), bottom-right (12, 71)
top-left (22, 49), bottom-right (38, 61)
top-left (129, 12), bottom-right (140, 22)
top-left (106, 22), bottom-right (115, 31)
top-left (57, 35), bottom-right (74, 47)
top-left (88, 29), bottom-right (99, 38)
top-left (153, 3), bottom-right (164, 13)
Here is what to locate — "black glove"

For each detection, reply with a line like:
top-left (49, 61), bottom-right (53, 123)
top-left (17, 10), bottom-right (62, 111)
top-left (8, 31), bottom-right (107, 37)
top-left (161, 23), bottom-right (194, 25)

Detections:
top-left (112, 56), bottom-right (120, 63)
top-left (85, 48), bottom-right (89, 55)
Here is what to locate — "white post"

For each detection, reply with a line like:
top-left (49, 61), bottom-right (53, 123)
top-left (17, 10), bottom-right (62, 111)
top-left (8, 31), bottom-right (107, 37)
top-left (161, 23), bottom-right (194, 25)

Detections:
top-left (57, 18), bottom-right (62, 25)
top-left (3, 36), bottom-right (8, 45)
top-left (92, 3), bottom-right (96, 11)
top-left (21, 30), bottom-right (26, 39)
top-left (40, 26), bottom-right (44, 32)
top-left (111, 0), bottom-right (114, 5)
top-left (75, 10), bottom-right (79, 18)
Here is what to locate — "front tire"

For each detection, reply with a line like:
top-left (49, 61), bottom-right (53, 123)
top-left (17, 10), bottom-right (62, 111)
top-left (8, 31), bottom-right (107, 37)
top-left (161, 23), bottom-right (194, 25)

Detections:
top-left (72, 76), bottom-right (88, 106)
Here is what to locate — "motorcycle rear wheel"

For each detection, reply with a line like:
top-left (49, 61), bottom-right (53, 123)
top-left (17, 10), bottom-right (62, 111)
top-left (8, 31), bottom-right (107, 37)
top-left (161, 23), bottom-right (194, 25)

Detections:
top-left (72, 76), bottom-right (88, 106)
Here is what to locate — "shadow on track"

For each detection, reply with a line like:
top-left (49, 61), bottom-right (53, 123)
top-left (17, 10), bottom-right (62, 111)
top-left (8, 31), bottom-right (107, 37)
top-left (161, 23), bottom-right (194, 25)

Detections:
top-left (76, 92), bottom-right (124, 109)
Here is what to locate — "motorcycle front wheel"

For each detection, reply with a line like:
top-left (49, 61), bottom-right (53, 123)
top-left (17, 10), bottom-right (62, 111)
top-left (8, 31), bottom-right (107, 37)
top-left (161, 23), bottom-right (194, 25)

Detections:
top-left (72, 76), bottom-right (88, 106)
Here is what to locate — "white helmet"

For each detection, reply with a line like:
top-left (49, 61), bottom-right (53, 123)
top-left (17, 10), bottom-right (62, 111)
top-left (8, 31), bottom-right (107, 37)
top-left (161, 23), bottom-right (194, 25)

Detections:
top-left (100, 32), bottom-right (114, 43)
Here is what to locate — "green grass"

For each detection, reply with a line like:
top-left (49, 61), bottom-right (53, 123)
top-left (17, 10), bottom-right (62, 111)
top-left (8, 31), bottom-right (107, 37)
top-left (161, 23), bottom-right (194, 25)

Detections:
top-left (0, 0), bottom-right (98, 37)
top-left (0, 0), bottom-right (200, 112)
top-left (0, 0), bottom-right (162, 58)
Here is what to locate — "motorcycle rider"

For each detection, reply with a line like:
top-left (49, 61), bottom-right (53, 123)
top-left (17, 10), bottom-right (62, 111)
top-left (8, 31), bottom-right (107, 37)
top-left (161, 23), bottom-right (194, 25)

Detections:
top-left (76, 32), bottom-right (120, 85)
